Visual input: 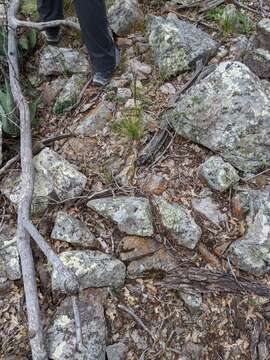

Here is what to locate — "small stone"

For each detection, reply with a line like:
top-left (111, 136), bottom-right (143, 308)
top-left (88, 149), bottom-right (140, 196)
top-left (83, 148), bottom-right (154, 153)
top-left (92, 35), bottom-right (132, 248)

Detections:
top-left (199, 156), bottom-right (240, 192)
top-left (34, 147), bottom-right (87, 202)
top-left (0, 4), bottom-right (5, 25)
top-left (192, 193), bottom-right (226, 226)
top-left (154, 196), bottom-right (202, 250)
top-left (128, 58), bottom-right (152, 78)
top-left (128, 248), bottom-right (177, 278)
top-left (135, 42), bottom-right (149, 55)
top-left (124, 98), bottom-right (141, 108)
top-left (108, 0), bottom-right (144, 37)
top-left (179, 291), bottom-right (203, 313)
top-left (106, 342), bottom-right (128, 360)
top-left (257, 18), bottom-right (270, 52)
top-left (75, 102), bottom-right (114, 136)
top-left (230, 35), bottom-right (251, 58)
top-left (39, 46), bottom-right (89, 76)
top-left (0, 122), bottom-right (2, 166)
top-left (51, 211), bottom-right (96, 248)
top-left (243, 48), bottom-right (270, 79)
top-left (118, 236), bottom-right (161, 261)
top-left (143, 174), bottom-right (168, 195)
top-left (87, 196), bottom-right (154, 236)
top-left (47, 289), bottom-right (106, 360)
top-left (159, 82), bottom-right (176, 95)
top-left (53, 74), bottom-right (85, 114)
top-left (0, 230), bottom-right (21, 283)
top-left (52, 250), bottom-right (126, 292)
top-left (117, 87), bottom-right (132, 100)
top-left (42, 78), bottom-right (66, 106)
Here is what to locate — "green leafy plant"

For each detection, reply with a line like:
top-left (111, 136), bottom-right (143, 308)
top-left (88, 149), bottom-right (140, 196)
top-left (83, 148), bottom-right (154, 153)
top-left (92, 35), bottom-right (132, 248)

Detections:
top-left (19, 29), bottom-right (37, 52)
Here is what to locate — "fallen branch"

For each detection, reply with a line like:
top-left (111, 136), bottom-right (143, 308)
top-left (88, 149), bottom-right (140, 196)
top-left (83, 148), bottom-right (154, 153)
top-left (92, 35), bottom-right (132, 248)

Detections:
top-left (161, 266), bottom-right (270, 297)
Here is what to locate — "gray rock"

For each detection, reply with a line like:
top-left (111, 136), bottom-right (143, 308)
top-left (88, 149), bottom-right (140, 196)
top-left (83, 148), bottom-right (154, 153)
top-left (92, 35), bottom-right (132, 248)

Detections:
top-left (117, 88), bottom-right (132, 100)
top-left (53, 74), bottom-right (85, 115)
top-left (39, 46), bottom-right (89, 76)
top-left (128, 248), bottom-right (177, 278)
top-left (0, 122), bottom-right (2, 166)
top-left (47, 290), bottom-right (106, 360)
top-left (153, 196), bottom-right (201, 249)
top-left (169, 61), bottom-right (270, 174)
top-left (0, 4), bottom-right (5, 25)
top-left (108, 0), bottom-right (143, 36)
top-left (230, 35), bottom-right (252, 58)
top-left (34, 147), bottom-right (87, 202)
top-left (192, 193), bottom-right (226, 226)
top-left (128, 59), bottom-right (152, 78)
top-left (160, 82), bottom-right (176, 95)
top-left (52, 250), bottom-right (126, 292)
top-left (75, 102), bottom-right (114, 136)
top-left (244, 48), bottom-right (270, 79)
top-left (228, 188), bottom-right (270, 275)
top-left (106, 342), bottom-right (128, 360)
top-left (198, 156), bottom-right (240, 192)
top-left (148, 15), bottom-right (218, 79)
top-left (0, 231), bottom-right (21, 283)
top-left (51, 211), bottom-right (96, 248)
top-left (179, 291), bottom-right (203, 313)
top-left (257, 18), bottom-right (270, 52)
top-left (87, 196), bottom-right (154, 237)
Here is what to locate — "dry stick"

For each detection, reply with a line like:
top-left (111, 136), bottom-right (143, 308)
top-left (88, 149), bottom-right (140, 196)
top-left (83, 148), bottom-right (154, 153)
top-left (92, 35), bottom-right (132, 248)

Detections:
top-left (8, 2), bottom-right (47, 359)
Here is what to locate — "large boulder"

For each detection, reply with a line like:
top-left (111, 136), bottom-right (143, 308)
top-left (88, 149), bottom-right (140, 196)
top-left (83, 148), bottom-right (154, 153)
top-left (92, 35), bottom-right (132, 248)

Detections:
top-left (168, 61), bottom-right (270, 174)
top-left (39, 46), bottom-right (89, 76)
top-left (52, 250), bottom-right (126, 292)
top-left (47, 289), bottom-right (106, 360)
top-left (148, 15), bottom-right (218, 79)
top-left (154, 196), bottom-right (201, 250)
top-left (87, 197), bottom-right (154, 236)
top-left (108, 0), bottom-right (144, 36)
top-left (228, 187), bottom-right (270, 275)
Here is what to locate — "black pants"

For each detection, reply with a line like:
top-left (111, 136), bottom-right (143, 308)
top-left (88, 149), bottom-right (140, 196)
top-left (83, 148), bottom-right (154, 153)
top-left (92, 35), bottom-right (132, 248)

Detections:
top-left (37, 0), bottom-right (115, 73)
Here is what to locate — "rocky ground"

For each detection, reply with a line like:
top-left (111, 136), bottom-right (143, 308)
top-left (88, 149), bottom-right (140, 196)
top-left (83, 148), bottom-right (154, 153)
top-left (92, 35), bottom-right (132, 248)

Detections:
top-left (1, 0), bottom-right (270, 359)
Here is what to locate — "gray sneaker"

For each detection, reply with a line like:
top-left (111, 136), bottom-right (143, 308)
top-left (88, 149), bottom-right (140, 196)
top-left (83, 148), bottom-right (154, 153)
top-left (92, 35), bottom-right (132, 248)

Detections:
top-left (92, 46), bottom-right (120, 86)
top-left (43, 29), bottom-right (61, 45)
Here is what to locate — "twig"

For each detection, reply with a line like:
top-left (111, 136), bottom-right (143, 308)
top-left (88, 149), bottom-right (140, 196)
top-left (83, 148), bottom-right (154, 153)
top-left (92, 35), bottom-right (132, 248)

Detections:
top-left (118, 304), bottom-right (156, 342)
top-left (243, 168), bottom-right (270, 182)
top-left (232, 0), bottom-right (263, 15)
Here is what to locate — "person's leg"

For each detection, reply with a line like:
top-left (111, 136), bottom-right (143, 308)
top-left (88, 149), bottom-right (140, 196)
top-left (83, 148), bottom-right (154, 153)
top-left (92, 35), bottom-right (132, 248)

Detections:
top-left (37, 0), bottom-right (63, 39)
top-left (73, 0), bottom-right (116, 74)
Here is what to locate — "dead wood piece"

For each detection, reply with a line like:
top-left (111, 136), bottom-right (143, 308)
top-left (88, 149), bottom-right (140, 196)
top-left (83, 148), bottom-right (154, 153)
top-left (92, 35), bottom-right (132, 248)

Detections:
top-left (198, 243), bottom-right (222, 269)
top-left (162, 267), bottom-right (270, 297)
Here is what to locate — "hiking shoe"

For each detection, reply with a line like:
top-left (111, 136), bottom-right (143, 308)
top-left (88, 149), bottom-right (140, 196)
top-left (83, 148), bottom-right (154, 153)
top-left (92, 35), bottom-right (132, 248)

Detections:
top-left (92, 46), bottom-right (120, 87)
top-left (43, 29), bottom-right (61, 45)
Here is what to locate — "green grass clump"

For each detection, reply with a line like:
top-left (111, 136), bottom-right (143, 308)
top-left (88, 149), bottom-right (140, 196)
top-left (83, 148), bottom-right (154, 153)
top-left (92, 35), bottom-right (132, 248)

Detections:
top-left (111, 107), bottom-right (144, 141)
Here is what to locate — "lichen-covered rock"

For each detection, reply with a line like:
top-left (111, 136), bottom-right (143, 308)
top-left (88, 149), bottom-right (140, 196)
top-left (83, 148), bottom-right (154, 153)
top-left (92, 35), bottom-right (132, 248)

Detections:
top-left (154, 196), bottom-right (201, 249)
top-left (0, 231), bottom-right (21, 283)
top-left (51, 211), bottom-right (96, 248)
top-left (148, 15), bottom-right (218, 79)
top-left (34, 147), bottom-right (87, 202)
top-left (39, 46), bottom-right (89, 76)
top-left (52, 250), bottom-right (126, 292)
top-left (127, 248), bottom-right (177, 278)
top-left (87, 196), bottom-right (154, 236)
top-left (47, 289), bottom-right (106, 360)
top-left (106, 342), bottom-right (128, 360)
top-left (119, 236), bottom-right (161, 262)
top-left (227, 187), bottom-right (270, 275)
top-left (256, 18), bottom-right (270, 52)
top-left (53, 74), bottom-right (85, 115)
top-left (169, 61), bottom-right (270, 174)
top-left (0, 123), bottom-right (2, 166)
top-left (179, 291), bottom-right (203, 313)
top-left (108, 0), bottom-right (144, 36)
top-left (192, 192), bottom-right (226, 226)
top-left (243, 48), bottom-right (270, 79)
top-left (198, 156), bottom-right (240, 192)
top-left (75, 102), bottom-right (114, 136)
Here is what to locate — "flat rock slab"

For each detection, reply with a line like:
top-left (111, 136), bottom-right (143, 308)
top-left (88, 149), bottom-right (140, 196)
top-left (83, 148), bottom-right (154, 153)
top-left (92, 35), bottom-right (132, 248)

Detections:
top-left (75, 102), bottom-right (114, 136)
top-left (47, 289), bottom-right (106, 360)
top-left (198, 156), bottom-right (239, 192)
top-left (34, 147), bottom-right (87, 202)
top-left (154, 196), bottom-right (201, 250)
top-left (51, 211), bottom-right (96, 248)
top-left (118, 236), bottom-right (162, 262)
top-left (192, 193), bottom-right (226, 226)
top-left (169, 61), bottom-right (270, 174)
top-left (87, 196), bottom-right (154, 236)
top-left (127, 248), bottom-right (177, 278)
top-left (148, 15), bottom-right (218, 79)
top-left (0, 231), bottom-right (21, 283)
top-left (39, 46), bottom-right (89, 76)
top-left (108, 0), bottom-right (143, 36)
top-left (227, 188), bottom-right (270, 275)
top-left (52, 250), bottom-right (126, 292)
top-left (53, 74), bottom-right (85, 115)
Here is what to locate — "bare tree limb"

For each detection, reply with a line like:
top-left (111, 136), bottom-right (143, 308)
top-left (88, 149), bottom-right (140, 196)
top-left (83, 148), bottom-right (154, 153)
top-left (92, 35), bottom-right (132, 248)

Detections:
top-left (14, 18), bottom-right (80, 31)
